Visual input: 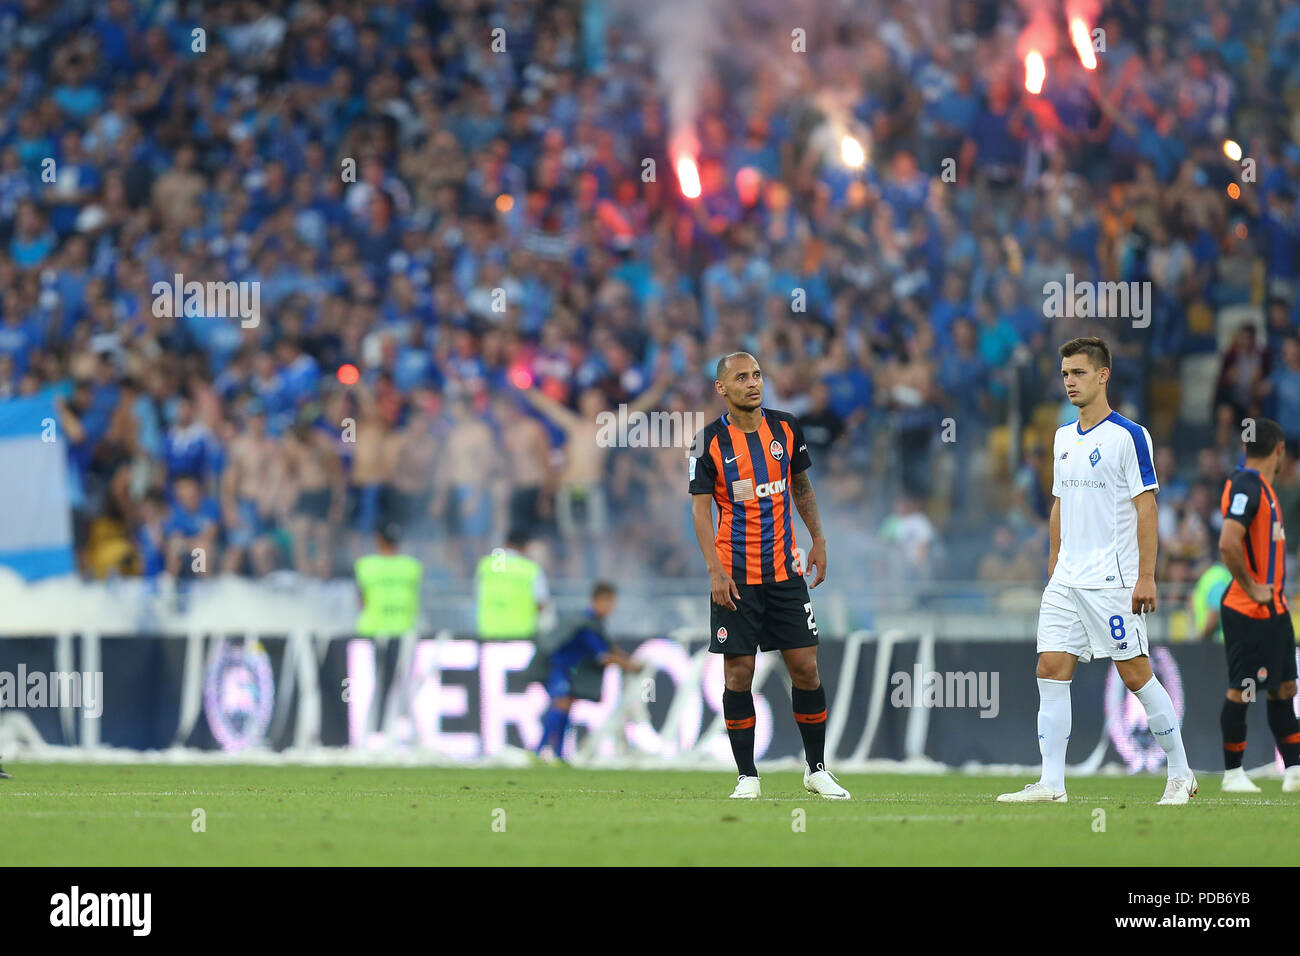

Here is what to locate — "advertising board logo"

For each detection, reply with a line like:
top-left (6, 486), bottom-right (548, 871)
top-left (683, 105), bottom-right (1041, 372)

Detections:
top-left (203, 638), bottom-right (274, 752)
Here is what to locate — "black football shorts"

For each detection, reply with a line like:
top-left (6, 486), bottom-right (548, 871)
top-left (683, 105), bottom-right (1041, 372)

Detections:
top-left (709, 577), bottom-right (819, 655)
top-left (1221, 605), bottom-right (1298, 691)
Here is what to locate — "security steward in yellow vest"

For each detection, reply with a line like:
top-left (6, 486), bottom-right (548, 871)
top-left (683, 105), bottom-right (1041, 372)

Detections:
top-left (474, 530), bottom-right (549, 640)
top-left (355, 523), bottom-right (423, 737)
top-left (356, 524), bottom-right (423, 638)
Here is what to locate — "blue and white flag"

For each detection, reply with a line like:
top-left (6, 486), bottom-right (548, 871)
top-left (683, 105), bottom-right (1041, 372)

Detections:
top-left (0, 396), bottom-right (74, 579)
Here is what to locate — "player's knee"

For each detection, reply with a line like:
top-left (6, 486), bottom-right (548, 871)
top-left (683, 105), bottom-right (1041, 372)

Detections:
top-left (789, 661), bottom-right (820, 690)
top-left (724, 659), bottom-right (755, 692)
top-left (1035, 658), bottom-right (1069, 681)
top-left (1268, 681), bottom-right (1297, 701)
top-left (1119, 672), bottom-right (1148, 693)
top-left (1114, 658), bottom-right (1153, 692)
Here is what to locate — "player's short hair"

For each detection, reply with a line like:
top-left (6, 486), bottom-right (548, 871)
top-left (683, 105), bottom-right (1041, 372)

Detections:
top-left (377, 522), bottom-right (402, 546)
top-left (1058, 336), bottom-right (1111, 372)
top-left (715, 351), bottom-right (757, 382)
top-left (1243, 417), bottom-right (1286, 459)
top-left (591, 580), bottom-right (616, 600)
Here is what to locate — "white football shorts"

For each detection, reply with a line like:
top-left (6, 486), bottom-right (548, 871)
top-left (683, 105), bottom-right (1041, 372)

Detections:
top-left (1035, 578), bottom-right (1148, 663)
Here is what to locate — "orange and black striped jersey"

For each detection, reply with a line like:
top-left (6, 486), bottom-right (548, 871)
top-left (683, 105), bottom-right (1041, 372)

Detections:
top-left (689, 408), bottom-right (811, 585)
top-left (1220, 467), bottom-right (1290, 619)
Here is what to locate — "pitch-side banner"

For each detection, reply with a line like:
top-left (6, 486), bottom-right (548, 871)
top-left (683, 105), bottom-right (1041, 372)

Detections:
top-left (0, 634), bottom-right (1292, 772)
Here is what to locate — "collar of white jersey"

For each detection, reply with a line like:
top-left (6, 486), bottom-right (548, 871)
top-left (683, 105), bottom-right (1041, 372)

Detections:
top-left (1075, 410), bottom-right (1124, 436)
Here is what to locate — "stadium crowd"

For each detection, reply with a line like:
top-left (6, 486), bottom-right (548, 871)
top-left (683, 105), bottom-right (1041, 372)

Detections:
top-left (1, 0), bottom-right (1299, 597)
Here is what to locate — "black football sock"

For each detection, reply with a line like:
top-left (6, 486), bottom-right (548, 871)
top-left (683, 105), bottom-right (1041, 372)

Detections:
top-left (792, 684), bottom-right (828, 773)
top-left (1266, 698), bottom-right (1300, 767)
top-left (722, 689), bottom-right (758, 777)
top-left (1220, 698), bottom-right (1248, 770)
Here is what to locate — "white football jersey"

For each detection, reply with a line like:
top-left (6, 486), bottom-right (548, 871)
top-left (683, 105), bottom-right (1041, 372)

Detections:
top-left (1050, 411), bottom-right (1159, 589)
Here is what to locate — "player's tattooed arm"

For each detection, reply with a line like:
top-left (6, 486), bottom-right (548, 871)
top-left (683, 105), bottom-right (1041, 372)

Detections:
top-left (790, 472), bottom-right (823, 538)
top-left (791, 472), bottom-right (827, 587)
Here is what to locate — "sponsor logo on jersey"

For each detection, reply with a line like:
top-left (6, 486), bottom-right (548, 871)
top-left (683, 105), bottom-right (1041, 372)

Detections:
top-left (769, 439), bottom-right (784, 460)
top-left (732, 477), bottom-right (787, 500)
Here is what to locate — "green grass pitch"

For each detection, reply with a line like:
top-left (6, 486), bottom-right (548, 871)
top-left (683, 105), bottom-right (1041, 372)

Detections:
top-left (1, 764), bottom-right (1295, 866)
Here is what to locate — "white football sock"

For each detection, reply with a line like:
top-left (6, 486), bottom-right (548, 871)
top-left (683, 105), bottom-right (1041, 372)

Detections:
top-left (1134, 675), bottom-right (1191, 776)
top-left (1037, 678), bottom-right (1072, 792)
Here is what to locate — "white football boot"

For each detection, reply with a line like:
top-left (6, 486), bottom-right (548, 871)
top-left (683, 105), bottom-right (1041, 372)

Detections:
top-left (1157, 773), bottom-right (1198, 805)
top-left (996, 782), bottom-right (1067, 803)
top-left (1282, 765), bottom-right (1300, 793)
top-left (729, 774), bottom-right (761, 798)
top-left (803, 766), bottom-right (851, 799)
top-left (1220, 767), bottom-right (1261, 793)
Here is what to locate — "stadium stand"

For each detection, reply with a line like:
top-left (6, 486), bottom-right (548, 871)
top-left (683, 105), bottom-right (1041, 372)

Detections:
top-left (0, 0), bottom-right (1297, 609)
